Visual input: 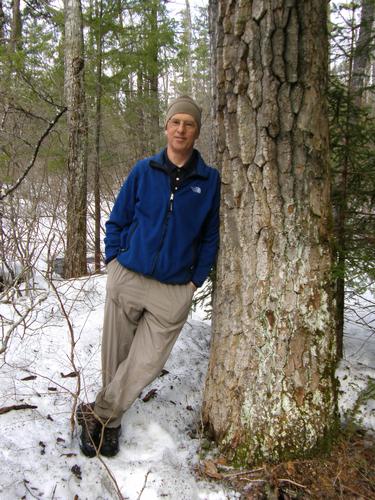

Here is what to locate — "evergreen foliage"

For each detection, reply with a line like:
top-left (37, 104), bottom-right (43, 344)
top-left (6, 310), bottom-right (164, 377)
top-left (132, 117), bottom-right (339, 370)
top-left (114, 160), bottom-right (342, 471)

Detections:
top-left (329, 1), bottom-right (375, 356)
top-left (329, 77), bottom-right (375, 287)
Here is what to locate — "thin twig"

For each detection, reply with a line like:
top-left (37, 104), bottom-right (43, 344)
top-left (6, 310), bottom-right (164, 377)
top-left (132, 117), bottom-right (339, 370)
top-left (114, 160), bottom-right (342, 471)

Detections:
top-left (222, 467), bottom-right (264, 478)
top-left (97, 454), bottom-right (126, 500)
top-left (0, 107), bottom-right (67, 200)
top-left (0, 293), bottom-right (48, 355)
top-left (47, 277), bottom-right (81, 436)
top-left (23, 480), bottom-right (40, 499)
top-left (278, 478), bottom-right (310, 490)
top-left (50, 483), bottom-right (57, 500)
top-left (342, 483), bottom-right (373, 500)
top-left (137, 470), bottom-right (151, 500)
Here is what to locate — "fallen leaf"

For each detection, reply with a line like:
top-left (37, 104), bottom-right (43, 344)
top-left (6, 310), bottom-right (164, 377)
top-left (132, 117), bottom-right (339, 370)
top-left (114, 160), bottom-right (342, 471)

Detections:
top-left (71, 464), bottom-right (82, 480)
top-left (216, 455), bottom-right (227, 466)
top-left (39, 441), bottom-right (46, 455)
top-left (60, 371), bottom-right (78, 378)
top-left (203, 460), bottom-right (222, 479)
top-left (142, 389), bottom-right (157, 402)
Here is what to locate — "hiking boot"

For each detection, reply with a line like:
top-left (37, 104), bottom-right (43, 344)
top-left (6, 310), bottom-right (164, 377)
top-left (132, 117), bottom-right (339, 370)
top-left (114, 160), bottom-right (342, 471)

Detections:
top-left (76, 402), bottom-right (102, 458)
top-left (99, 425), bottom-right (121, 457)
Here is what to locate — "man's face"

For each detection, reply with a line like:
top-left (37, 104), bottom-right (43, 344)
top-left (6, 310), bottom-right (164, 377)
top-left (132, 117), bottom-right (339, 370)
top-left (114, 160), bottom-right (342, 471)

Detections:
top-left (165, 113), bottom-right (199, 157)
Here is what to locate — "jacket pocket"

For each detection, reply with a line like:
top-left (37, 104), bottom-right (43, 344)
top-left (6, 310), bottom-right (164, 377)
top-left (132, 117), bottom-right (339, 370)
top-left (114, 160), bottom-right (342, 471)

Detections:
top-left (123, 221), bottom-right (138, 251)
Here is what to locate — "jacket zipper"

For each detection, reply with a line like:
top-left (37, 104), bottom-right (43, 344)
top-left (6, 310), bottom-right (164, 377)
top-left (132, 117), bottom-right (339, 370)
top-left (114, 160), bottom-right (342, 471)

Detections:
top-left (169, 192), bottom-right (174, 211)
top-left (152, 192), bottom-right (174, 274)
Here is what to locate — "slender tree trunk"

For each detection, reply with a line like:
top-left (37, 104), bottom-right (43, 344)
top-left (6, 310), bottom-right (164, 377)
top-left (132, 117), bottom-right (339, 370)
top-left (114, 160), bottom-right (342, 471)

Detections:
top-left (185, 0), bottom-right (193, 95)
top-left (352, 0), bottom-right (375, 106)
top-left (203, 0), bottom-right (338, 465)
top-left (0, 1), bottom-right (5, 45)
top-left (334, 9), bottom-right (355, 361)
top-left (137, 70), bottom-right (146, 158)
top-left (147, 0), bottom-right (160, 151)
top-left (94, 0), bottom-right (103, 273)
top-left (63, 0), bottom-right (88, 278)
top-left (10, 0), bottom-right (22, 51)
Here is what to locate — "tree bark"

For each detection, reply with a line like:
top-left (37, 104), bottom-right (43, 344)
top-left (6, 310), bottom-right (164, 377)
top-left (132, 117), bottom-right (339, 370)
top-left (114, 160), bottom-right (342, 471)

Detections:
top-left (203, 0), bottom-right (338, 465)
top-left (352, 0), bottom-right (375, 106)
top-left (63, 0), bottom-right (88, 278)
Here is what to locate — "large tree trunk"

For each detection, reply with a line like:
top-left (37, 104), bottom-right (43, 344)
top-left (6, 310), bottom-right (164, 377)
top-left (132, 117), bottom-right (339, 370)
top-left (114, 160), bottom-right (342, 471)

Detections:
top-left (203, 0), bottom-right (338, 465)
top-left (63, 0), bottom-right (88, 278)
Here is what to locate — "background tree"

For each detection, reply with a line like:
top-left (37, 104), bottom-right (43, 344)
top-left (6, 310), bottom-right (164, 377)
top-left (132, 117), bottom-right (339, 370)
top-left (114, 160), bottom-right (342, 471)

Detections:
top-left (63, 0), bottom-right (88, 278)
top-left (87, 0), bottom-right (104, 273)
top-left (330, 0), bottom-right (375, 358)
top-left (10, 0), bottom-right (22, 52)
top-left (352, 0), bottom-right (374, 105)
top-left (203, 0), bottom-right (338, 465)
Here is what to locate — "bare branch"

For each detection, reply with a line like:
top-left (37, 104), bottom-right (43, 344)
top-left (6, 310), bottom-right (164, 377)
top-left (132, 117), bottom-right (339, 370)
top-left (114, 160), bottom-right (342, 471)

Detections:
top-left (0, 403), bottom-right (38, 415)
top-left (0, 107), bottom-right (67, 201)
top-left (0, 293), bottom-right (48, 355)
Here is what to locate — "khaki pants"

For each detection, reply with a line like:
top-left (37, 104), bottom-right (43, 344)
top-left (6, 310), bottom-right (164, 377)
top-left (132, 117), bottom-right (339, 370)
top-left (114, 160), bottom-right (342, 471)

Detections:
top-left (94, 259), bottom-right (194, 427)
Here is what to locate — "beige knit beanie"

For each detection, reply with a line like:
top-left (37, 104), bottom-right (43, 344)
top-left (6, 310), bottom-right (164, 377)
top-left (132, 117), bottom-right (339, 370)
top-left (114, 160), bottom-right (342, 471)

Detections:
top-left (164, 95), bottom-right (202, 131)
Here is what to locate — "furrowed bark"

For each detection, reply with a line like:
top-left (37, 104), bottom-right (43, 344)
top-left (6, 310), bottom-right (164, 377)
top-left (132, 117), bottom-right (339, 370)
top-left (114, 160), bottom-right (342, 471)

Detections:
top-left (203, 0), bottom-right (338, 465)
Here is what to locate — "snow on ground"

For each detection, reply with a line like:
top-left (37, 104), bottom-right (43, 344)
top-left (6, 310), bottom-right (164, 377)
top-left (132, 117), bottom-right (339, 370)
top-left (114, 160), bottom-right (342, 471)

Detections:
top-left (337, 290), bottom-right (375, 431)
top-left (0, 272), bottom-right (374, 500)
top-left (0, 275), bottom-right (237, 500)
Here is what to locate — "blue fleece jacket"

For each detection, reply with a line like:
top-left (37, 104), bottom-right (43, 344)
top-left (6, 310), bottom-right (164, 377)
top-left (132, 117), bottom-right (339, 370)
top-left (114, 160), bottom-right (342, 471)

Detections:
top-left (104, 149), bottom-right (220, 287)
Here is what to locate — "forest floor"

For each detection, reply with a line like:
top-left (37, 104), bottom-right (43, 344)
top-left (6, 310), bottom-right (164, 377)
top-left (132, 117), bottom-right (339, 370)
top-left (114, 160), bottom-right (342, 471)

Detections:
top-left (197, 429), bottom-right (375, 499)
top-left (1, 271), bottom-right (374, 499)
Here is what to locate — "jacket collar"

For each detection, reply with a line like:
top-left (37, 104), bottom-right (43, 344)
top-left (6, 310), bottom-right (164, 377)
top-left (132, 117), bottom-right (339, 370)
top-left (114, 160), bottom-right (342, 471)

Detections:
top-left (149, 149), bottom-right (209, 179)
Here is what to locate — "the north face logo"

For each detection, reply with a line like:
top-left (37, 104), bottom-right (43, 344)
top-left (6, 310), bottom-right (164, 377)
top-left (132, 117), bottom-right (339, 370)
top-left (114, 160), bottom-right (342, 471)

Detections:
top-left (191, 186), bottom-right (202, 194)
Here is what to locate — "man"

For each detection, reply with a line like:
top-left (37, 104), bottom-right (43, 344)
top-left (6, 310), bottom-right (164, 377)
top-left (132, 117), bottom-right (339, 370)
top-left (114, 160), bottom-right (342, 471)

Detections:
top-left (77, 95), bottom-right (220, 457)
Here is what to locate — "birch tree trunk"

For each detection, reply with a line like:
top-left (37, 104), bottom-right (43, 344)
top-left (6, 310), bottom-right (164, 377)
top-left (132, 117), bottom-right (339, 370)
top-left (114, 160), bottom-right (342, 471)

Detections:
top-left (203, 0), bottom-right (338, 465)
top-left (63, 0), bottom-right (88, 278)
